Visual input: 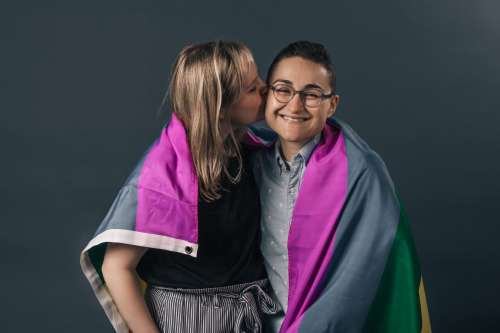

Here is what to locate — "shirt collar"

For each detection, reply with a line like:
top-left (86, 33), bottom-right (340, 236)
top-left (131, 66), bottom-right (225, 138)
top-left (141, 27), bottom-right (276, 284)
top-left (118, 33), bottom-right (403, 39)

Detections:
top-left (274, 133), bottom-right (322, 172)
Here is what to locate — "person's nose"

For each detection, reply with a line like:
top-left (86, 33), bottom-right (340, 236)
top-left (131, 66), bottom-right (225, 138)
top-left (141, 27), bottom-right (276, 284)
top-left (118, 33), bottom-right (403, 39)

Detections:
top-left (258, 80), bottom-right (268, 99)
top-left (259, 85), bottom-right (268, 99)
top-left (287, 93), bottom-right (304, 113)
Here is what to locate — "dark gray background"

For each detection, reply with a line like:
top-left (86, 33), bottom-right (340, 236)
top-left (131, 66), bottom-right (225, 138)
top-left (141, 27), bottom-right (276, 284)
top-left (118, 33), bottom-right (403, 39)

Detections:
top-left (3, 0), bottom-right (500, 332)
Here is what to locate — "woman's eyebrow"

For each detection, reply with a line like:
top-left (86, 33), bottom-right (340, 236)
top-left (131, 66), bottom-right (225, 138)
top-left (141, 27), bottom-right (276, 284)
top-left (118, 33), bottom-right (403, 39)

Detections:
top-left (247, 75), bottom-right (258, 88)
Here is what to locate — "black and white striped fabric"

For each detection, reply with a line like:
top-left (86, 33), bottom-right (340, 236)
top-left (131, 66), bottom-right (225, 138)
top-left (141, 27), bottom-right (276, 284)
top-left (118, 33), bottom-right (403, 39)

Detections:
top-left (144, 279), bottom-right (278, 333)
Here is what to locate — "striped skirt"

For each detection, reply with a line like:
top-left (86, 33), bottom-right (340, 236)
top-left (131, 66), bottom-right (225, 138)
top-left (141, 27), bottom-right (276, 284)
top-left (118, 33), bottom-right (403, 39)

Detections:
top-left (144, 278), bottom-right (278, 333)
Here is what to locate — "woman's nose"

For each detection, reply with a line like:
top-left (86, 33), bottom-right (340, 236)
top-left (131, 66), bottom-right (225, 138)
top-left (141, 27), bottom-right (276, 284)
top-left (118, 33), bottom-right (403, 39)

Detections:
top-left (259, 84), bottom-right (269, 98)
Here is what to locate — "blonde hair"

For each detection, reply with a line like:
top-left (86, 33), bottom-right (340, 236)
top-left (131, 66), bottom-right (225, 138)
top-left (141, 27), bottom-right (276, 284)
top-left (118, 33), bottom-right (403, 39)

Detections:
top-left (167, 41), bottom-right (254, 202)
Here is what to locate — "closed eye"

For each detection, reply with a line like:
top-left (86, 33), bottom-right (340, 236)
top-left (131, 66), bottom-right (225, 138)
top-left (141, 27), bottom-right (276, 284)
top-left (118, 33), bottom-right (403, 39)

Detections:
top-left (303, 91), bottom-right (322, 98)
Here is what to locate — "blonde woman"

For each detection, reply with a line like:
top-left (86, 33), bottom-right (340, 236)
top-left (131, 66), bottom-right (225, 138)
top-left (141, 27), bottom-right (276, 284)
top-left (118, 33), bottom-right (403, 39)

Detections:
top-left (80, 41), bottom-right (277, 333)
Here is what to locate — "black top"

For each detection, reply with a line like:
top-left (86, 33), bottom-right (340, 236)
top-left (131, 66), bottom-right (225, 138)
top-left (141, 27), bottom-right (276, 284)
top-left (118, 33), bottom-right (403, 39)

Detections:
top-left (136, 146), bottom-right (266, 288)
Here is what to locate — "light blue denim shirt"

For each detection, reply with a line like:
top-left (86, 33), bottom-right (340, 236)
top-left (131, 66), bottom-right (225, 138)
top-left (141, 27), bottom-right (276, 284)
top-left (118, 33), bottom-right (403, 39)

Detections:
top-left (252, 133), bottom-right (321, 332)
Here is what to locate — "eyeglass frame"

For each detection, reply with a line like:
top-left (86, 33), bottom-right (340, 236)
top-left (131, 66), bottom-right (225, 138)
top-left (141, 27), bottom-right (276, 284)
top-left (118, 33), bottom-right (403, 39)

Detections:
top-left (268, 83), bottom-right (336, 108)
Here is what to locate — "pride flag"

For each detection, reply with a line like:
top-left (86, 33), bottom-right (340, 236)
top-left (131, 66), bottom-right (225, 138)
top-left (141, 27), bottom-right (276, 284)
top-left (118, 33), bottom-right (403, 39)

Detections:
top-left (248, 118), bottom-right (432, 333)
top-left (80, 113), bottom-right (431, 333)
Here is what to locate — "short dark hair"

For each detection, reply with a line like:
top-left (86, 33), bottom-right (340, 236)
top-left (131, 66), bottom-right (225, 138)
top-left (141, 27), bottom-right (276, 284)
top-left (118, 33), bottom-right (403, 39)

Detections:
top-left (266, 40), bottom-right (336, 93)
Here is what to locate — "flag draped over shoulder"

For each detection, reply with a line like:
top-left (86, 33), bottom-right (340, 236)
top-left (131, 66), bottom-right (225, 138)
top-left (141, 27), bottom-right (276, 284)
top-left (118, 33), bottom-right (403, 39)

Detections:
top-left (81, 112), bottom-right (431, 333)
top-left (80, 113), bottom-right (200, 333)
top-left (247, 118), bottom-right (431, 333)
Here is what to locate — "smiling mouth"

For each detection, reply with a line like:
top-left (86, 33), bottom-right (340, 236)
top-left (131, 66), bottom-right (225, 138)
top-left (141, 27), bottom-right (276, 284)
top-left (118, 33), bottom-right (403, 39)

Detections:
top-left (278, 114), bottom-right (310, 123)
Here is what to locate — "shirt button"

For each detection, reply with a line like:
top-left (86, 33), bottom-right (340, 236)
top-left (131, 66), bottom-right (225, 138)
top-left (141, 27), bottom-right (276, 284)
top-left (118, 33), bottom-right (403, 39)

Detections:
top-left (184, 246), bottom-right (193, 254)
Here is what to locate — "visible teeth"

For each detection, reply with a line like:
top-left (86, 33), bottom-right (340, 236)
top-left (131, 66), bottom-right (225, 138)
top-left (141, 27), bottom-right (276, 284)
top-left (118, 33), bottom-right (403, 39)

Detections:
top-left (281, 115), bottom-right (305, 122)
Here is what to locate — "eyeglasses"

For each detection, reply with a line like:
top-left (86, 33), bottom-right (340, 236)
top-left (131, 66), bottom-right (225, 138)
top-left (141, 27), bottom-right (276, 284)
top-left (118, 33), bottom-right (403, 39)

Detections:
top-left (270, 84), bottom-right (335, 108)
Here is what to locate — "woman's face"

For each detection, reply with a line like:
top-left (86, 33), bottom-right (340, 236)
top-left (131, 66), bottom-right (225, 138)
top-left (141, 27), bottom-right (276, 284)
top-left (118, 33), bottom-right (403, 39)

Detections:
top-left (230, 61), bottom-right (267, 126)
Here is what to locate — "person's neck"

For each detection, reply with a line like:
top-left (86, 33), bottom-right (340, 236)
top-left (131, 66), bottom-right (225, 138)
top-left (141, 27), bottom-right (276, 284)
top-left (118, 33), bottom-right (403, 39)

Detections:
top-left (279, 139), bottom-right (307, 162)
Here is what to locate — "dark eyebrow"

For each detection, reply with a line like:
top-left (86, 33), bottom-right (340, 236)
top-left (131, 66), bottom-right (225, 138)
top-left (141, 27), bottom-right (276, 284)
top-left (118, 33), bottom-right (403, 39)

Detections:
top-left (272, 79), bottom-right (293, 85)
top-left (272, 79), bottom-right (326, 91)
top-left (303, 83), bottom-right (324, 90)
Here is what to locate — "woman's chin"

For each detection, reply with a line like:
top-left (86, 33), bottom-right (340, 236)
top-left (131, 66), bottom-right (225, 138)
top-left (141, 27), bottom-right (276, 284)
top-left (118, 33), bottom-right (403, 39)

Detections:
top-left (232, 114), bottom-right (259, 127)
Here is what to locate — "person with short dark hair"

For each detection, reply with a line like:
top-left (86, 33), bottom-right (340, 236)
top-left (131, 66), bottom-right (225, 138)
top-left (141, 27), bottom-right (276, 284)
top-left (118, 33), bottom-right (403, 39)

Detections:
top-left (249, 40), bottom-right (432, 333)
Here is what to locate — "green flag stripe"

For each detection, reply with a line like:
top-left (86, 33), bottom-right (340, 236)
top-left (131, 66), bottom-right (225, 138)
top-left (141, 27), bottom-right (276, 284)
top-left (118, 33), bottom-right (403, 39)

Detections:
top-left (362, 196), bottom-right (422, 333)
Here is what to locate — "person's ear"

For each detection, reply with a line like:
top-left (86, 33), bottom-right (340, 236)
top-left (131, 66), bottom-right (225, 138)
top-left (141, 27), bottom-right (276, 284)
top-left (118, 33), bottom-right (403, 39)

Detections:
top-left (328, 94), bottom-right (340, 117)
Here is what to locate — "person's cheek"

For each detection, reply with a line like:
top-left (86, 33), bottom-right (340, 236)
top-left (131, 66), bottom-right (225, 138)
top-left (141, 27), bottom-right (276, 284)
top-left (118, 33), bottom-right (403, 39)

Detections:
top-left (264, 96), bottom-right (274, 117)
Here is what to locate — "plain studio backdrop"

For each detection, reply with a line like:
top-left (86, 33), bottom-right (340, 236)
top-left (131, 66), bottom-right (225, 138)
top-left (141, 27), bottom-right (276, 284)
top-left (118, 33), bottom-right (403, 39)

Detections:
top-left (3, 0), bottom-right (499, 332)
